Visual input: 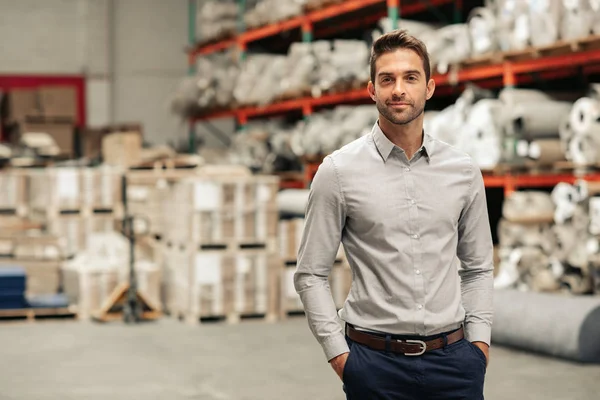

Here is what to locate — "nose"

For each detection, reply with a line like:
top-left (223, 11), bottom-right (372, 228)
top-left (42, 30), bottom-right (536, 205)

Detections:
top-left (392, 80), bottom-right (406, 97)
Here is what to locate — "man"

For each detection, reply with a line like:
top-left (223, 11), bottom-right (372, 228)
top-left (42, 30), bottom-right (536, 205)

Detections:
top-left (294, 29), bottom-right (494, 399)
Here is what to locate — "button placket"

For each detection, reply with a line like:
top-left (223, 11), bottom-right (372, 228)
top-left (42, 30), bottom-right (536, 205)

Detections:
top-left (404, 161), bottom-right (425, 335)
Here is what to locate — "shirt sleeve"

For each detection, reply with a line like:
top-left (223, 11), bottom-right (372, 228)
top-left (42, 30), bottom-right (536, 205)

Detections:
top-left (294, 156), bottom-right (348, 361)
top-left (457, 161), bottom-right (494, 346)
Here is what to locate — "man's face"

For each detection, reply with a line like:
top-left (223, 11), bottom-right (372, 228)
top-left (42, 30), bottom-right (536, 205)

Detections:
top-left (368, 49), bottom-right (434, 126)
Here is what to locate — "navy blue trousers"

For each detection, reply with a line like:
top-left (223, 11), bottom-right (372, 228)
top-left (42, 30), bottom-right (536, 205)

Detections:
top-left (342, 333), bottom-right (487, 399)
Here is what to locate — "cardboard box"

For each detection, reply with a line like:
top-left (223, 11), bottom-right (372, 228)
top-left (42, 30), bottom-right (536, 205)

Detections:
top-left (0, 260), bottom-right (61, 296)
top-left (62, 266), bottom-right (119, 320)
top-left (102, 131), bottom-right (142, 168)
top-left (80, 128), bottom-right (107, 160)
top-left (39, 86), bottom-right (77, 120)
top-left (172, 249), bottom-right (280, 320)
top-left (21, 122), bottom-right (74, 157)
top-left (7, 89), bottom-right (40, 123)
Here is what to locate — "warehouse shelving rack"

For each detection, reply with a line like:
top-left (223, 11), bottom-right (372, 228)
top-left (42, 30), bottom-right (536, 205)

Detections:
top-left (185, 0), bottom-right (600, 193)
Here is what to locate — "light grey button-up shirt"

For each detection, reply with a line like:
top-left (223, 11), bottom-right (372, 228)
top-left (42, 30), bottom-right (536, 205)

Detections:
top-left (294, 122), bottom-right (494, 361)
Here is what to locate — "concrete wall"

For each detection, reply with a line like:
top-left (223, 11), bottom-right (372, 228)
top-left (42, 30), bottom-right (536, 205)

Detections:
top-left (112, 0), bottom-right (189, 147)
top-left (0, 0), bottom-right (198, 147)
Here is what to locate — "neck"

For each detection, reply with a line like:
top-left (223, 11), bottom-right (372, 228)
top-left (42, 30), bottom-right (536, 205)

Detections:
top-left (378, 114), bottom-right (424, 160)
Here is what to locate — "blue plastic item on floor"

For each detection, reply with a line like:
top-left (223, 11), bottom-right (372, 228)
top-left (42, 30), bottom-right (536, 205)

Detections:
top-left (0, 294), bottom-right (28, 309)
top-left (0, 266), bottom-right (26, 292)
top-left (27, 293), bottom-right (70, 309)
top-left (0, 266), bottom-right (28, 309)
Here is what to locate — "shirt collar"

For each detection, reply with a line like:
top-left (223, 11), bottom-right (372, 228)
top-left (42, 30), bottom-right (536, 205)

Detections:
top-left (371, 121), bottom-right (433, 163)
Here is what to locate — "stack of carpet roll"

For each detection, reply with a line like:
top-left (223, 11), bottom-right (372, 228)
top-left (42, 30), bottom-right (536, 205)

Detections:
top-left (494, 190), bottom-right (560, 292)
top-left (561, 89), bottom-right (600, 166)
top-left (495, 184), bottom-right (600, 295)
top-left (552, 180), bottom-right (600, 294)
top-left (425, 87), bottom-right (570, 169)
top-left (501, 88), bottom-right (571, 166)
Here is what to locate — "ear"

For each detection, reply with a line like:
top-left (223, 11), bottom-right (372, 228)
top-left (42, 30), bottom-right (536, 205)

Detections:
top-left (367, 81), bottom-right (376, 102)
top-left (426, 78), bottom-right (436, 100)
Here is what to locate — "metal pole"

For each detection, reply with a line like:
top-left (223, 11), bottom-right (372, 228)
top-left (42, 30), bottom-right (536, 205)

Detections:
top-left (188, 0), bottom-right (197, 154)
top-left (388, 0), bottom-right (399, 30)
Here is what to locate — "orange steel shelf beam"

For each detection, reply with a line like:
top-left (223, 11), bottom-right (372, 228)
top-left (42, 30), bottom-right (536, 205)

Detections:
top-left (483, 173), bottom-right (600, 196)
top-left (193, 87), bottom-right (372, 122)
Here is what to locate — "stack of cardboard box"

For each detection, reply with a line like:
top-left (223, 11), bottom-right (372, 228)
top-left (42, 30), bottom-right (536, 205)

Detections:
top-left (163, 172), bottom-right (282, 323)
top-left (5, 87), bottom-right (77, 158)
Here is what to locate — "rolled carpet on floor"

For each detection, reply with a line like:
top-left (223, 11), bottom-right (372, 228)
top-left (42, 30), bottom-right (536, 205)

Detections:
top-left (492, 289), bottom-right (600, 363)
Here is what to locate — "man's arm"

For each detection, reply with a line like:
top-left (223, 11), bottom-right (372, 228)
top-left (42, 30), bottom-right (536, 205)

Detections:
top-left (294, 156), bottom-right (348, 363)
top-left (457, 161), bottom-right (494, 354)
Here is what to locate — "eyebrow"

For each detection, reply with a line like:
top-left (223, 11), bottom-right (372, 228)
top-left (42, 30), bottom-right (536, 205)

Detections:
top-left (378, 70), bottom-right (422, 78)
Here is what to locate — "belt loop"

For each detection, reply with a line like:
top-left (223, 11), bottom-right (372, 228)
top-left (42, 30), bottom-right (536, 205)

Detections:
top-left (442, 333), bottom-right (448, 348)
top-left (385, 334), bottom-right (391, 353)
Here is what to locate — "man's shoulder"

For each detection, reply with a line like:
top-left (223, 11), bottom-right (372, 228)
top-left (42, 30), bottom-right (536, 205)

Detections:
top-left (327, 134), bottom-right (373, 169)
top-left (427, 135), bottom-right (473, 168)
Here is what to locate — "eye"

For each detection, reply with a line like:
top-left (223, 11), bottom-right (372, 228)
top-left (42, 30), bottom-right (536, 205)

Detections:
top-left (407, 75), bottom-right (417, 81)
top-left (381, 77), bottom-right (392, 83)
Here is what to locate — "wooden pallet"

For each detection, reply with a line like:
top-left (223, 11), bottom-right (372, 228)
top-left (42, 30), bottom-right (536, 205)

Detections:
top-left (460, 35), bottom-right (600, 69)
top-left (31, 205), bottom-right (125, 218)
top-left (195, 239), bottom-right (278, 252)
top-left (177, 311), bottom-right (277, 325)
top-left (129, 155), bottom-right (201, 171)
top-left (0, 306), bottom-right (77, 322)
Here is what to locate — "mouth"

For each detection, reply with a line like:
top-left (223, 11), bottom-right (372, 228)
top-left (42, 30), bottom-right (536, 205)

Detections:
top-left (388, 102), bottom-right (410, 108)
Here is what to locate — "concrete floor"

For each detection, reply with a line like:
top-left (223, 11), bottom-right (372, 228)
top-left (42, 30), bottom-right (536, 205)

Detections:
top-left (0, 317), bottom-right (599, 400)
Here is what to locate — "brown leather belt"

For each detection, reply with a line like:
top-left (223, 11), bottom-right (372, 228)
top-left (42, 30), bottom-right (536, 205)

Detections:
top-left (346, 324), bottom-right (464, 356)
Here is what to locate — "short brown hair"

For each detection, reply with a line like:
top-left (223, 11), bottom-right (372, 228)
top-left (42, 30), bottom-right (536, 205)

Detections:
top-left (370, 29), bottom-right (431, 83)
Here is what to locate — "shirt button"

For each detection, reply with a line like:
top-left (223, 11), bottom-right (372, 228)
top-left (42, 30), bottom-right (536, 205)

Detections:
top-left (410, 199), bottom-right (416, 205)
top-left (405, 167), bottom-right (411, 172)
top-left (416, 270), bottom-right (421, 275)
top-left (417, 304), bottom-right (423, 310)
top-left (412, 234), bottom-right (419, 239)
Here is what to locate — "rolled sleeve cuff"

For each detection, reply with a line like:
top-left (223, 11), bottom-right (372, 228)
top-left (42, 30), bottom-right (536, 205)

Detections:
top-left (464, 322), bottom-right (492, 346)
top-left (322, 333), bottom-right (350, 362)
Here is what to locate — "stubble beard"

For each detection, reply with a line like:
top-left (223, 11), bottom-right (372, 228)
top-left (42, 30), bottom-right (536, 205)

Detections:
top-left (376, 99), bottom-right (425, 126)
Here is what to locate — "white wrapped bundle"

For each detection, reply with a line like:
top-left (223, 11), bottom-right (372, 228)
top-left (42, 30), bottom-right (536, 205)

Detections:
top-left (503, 101), bottom-right (572, 139)
top-left (560, 0), bottom-right (594, 40)
top-left (529, 0), bottom-right (561, 47)
top-left (498, 219), bottom-right (556, 251)
top-left (246, 0), bottom-right (307, 27)
top-left (233, 55), bottom-right (286, 106)
top-left (468, 7), bottom-right (499, 55)
top-left (456, 99), bottom-right (504, 169)
top-left (314, 40), bottom-right (370, 96)
top-left (335, 106), bottom-right (378, 150)
top-left (278, 43), bottom-right (318, 99)
top-left (371, 18), bottom-right (439, 41)
top-left (170, 77), bottom-right (203, 118)
top-left (503, 190), bottom-right (556, 221)
top-left (495, 0), bottom-right (531, 51)
top-left (565, 96), bottom-right (600, 164)
top-left (499, 87), bottom-right (552, 105)
top-left (196, 0), bottom-right (238, 42)
top-left (423, 24), bottom-right (472, 74)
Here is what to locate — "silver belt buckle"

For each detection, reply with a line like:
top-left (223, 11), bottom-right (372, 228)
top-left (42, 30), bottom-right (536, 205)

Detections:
top-left (404, 339), bottom-right (427, 356)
